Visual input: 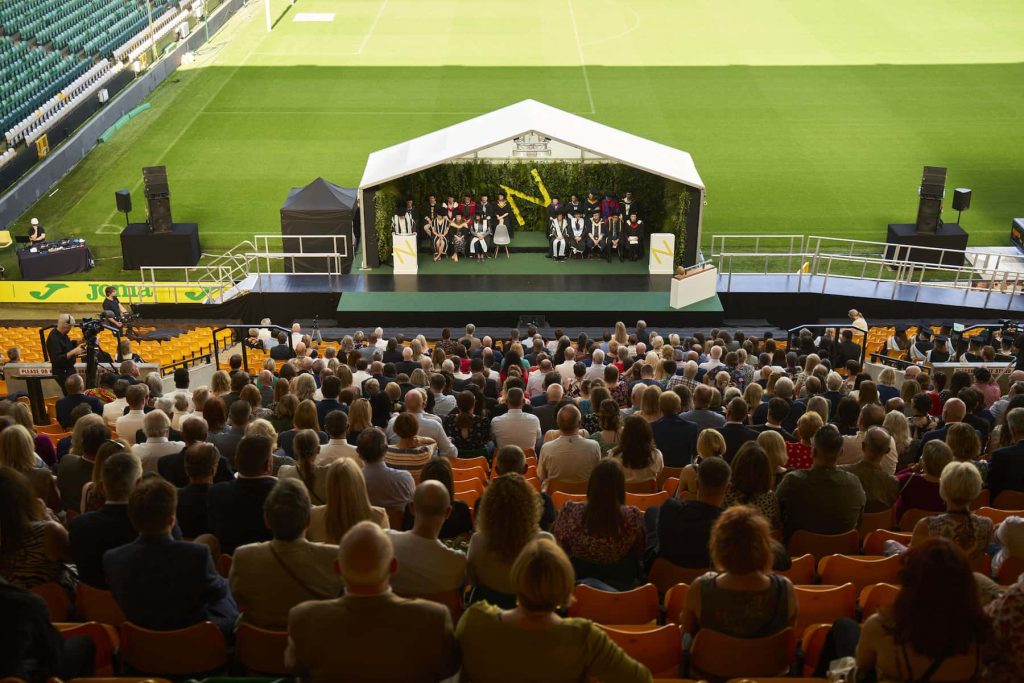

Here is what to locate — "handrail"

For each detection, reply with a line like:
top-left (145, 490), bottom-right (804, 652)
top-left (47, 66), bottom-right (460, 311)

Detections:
top-left (211, 323), bottom-right (295, 374)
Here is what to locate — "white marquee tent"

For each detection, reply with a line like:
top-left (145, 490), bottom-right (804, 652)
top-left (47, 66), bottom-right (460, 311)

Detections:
top-left (357, 99), bottom-right (705, 268)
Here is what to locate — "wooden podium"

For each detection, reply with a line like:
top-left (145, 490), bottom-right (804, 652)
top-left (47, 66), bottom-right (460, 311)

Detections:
top-left (670, 264), bottom-right (718, 309)
top-left (392, 233), bottom-right (418, 274)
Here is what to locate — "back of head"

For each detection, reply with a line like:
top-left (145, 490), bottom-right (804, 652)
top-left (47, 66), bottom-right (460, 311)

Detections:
top-left (338, 520), bottom-right (394, 589)
top-left (184, 443), bottom-right (219, 481)
top-left (128, 477), bottom-right (177, 537)
top-left (181, 415), bottom-right (209, 445)
top-left (767, 396), bottom-right (790, 423)
top-left (264, 478), bottom-right (311, 541)
top-left (142, 409), bottom-right (170, 439)
top-left (126, 384), bottom-right (148, 409)
top-left (82, 422), bottom-right (113, 458)
top-left (102, 451), bottom-right (141, 502)
top-left (478, 474), bottom-right (541, 563)
top-left (556, 404), bottom-right (580, 433)
top-left (727, 396), bottom-right (748, 422)
top-left (861, 425), bottom-right (891, 462)
top-left (859, 403), bottom-right (885, 429)
top-left (696, 456), bottom-right (731, 495)
top-left (921, 439), bottom-right (954, 477)
top-left (230, 398), bottom-right (252, 427)
top-left (235, 434), bottom-right (272, 476)
top-left (939, 460), bottom-right (981, 507)
top-left (413, 480), bottom-right (450, 521)
top-left (494, 445), bottom-right (526, 476)
top-left (357, 427), bottom-right (387, 463)
top-left (506, 387), bottom-right (524, 409)
top-left (509, 538), bottom-right (574, 613)
top-left (324, 410), bottom-right (348, 439)
top-left (710, 505), bottom-right (774, 575)
top-left (812, 424), bottom-right (844, 465)
top-left (393, 412), bottom-right (419, 440)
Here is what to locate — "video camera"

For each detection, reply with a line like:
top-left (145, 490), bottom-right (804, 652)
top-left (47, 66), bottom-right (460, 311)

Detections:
top-left (80, 316), bottom-right (120, 344)
top-left (1000, 320), bottom-right (1020, 340)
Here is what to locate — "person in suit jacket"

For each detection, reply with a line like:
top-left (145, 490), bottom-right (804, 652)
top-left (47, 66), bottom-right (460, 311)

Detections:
top-left (720, 397), bottom-right (759, 462)
top-left (394, 346), bottom-right (419, 377)
top-left (104, 477), bottom-right (238, 637)
top-left (210, 399), bottom-right (251, 466)
top-left (532, 385), bottom-right (567, 434)
top-left (989, 407), bottom-right (1024, 502)
top-left (752, 397), bottom-right (797, 442)
top-left (206, 434), bottom-right (276, 554)
top-left (158, 416), bottom-right (234, 488)
top-left (285, 521), bottom-right (458, 683)
top-left (56, 375), bottom-right (103, 428)
top-left (316, 376), bottom-right (347, 428)
top-left (650, 391), bottom-right (700, 467)
top-left (230, 479), bottom-right (341, 630)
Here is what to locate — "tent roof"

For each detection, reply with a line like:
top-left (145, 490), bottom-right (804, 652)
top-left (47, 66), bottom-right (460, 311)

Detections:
top-left (282, 177), bottom-right (357, 211)
top-left (358, 100), bottom-right (704, 191)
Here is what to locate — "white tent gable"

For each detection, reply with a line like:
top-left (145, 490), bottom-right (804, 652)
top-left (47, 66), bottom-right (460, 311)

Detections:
top-left (358, 99), bottom-right (704, 191)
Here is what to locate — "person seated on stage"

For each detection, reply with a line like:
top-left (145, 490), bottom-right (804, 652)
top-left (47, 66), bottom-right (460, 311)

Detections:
top-left (459, 193), bottom-right (477, 222)
top-left (549, 212), bottom-right (568, 261)
top-left (469, 215), bottom-right (490, 261)
top-left (601, 192), bottom-right (620, 219)
top-left (607, 214), bottom-right (624, 261)
top-left (431, 214), bottom-right (449, 262)
top-left (449, 213), bottom-right (469, 263)
top-left (545, 195), bottom-right (562, 222)
top-left (567, 193), bottom-right (582, 216)
top-left (441, 195), bottom-right (459, 220)
top-left (494, 192), bottom-right (513, 239)
top-left (583, 189), bottom-right (600, 216)
top-left (623, 211), bottom-right (644, 261)
top-left (28, 217), bottom-right (45, 243)
top-left (620, 191), bottom-right (637, 218)
top-left (587, 210), bottom-right (609, 261)
top-left (568, 210), bottom-right (587, 259)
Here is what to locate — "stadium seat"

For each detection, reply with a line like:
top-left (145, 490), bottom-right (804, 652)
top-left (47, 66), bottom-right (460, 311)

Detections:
top-left (54, 621), bottom-right (119, 676)
top-left (690, 627), bottom-right (795, 680)
top-left (862, 529), bottom-right (911, 556)
top-left (663, 583), bottom-right (688, 625)
top-left (454, 487), bottom-right (481, 509)
top-left (568, 583), bottom-right (659, 625)
top-left (858, 508), bottom-right (893, 537)
top-left (661, 477), bottom-right (680, 497)
top-left (626, 479), bottom-right (658, 494)
top-left (31, 581), bottom-right (70, 621)
top-left (452, 466), bottom-right (486, 485)
top-left (597, 624), bottom-right (682, 678)
top-left (975, 507), bottom-right (1024, 526)
top-left (120, 622), bottom-right (227, 676)
top-left (546, 479), bottom-right (589, 495)
top-left (793, 583), bottom-right (857, 631)
top-left (452, 455), bottom-right (489, 473)
top-left (993, 490), bottom-right (1024, 510)
top-left (897, 508), bottom-right (935, 532)
top-left (657, 466), bottom-right (684, 488)
top-left (551, 491), bottom-right (587, 510)
top-left (625, 491), bottom-right (670, 511)
top-left (787, 530), bottom-right (859, 560)
top-left (775, 554), bottom-right (816, 585)
top-left (995, 557), bottom-right (1024, 585)
top-left (75, 583), bottom-right (126, 625)
top-left (398, 589), bottom-right (464, 622)
top-left (216, 554), bottom-right (232, 579)
top-left (647, 558), bottom-right (710, 594)
top-left (859, 583), bottom-right (900, 621)
top-left (818, 554), bottom-right (901, 589)
top-left (971, 490), bottom-right (990, 510)
top-left (453, 477), bottom-right (484, 499)
top-left (235, 622), bottom-right (289, 675)
top-left (799, 623), bottom-right (833, 677)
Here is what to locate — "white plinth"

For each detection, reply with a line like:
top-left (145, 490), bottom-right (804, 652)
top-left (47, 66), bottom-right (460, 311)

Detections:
top-left (648, 232), bottom-right (676, 274)
top-left (392, 233), bottom-right (418, 274)
top-left (670, 265), bottom-right (718, 309)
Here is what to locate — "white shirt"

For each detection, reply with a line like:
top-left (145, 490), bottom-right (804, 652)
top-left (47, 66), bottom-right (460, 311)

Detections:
top-left (386, 530), bottom-right (467, 596)
top-left (431, 393), bottom-right (457, 417)
top-left (102, 398), bottom-right (128, 427)
top-left (555, 360), bottom-right (576, 385)
top-left (316, 438), bottom-right (360, 466)
top-left (385, 411), bottom-right (457, 458)
top-left (132, 437), bottom-right (185, 473)
top-left (115, 410), bottom-right (147, 445)
top-left (170, 409), bottom-right (192, 432)
top-left (291, 332), bottom-right (304, 348)
top-left (490, 409), bottom-right (542, 451)
top-left (852, 317), bottom-right (869, 334)
top-left (526, 370), bottom-right (547, 398)
top-left (537, 435), bottom-right (601, 483)
top-left (584, 363), bottom-right (606, 382)
top-left (839, 432), bottom-right (898, 475)
top-left (352, 370), bottom-right (371, 387)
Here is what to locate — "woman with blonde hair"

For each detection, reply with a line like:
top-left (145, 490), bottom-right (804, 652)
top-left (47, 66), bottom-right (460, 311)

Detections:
top-left (786, 411), bottom-right (822, 471)
top-left (431, 347), bottom-right (446, 371)
top-left (191, 386), bottom-right (211, 414)
top-left (639, 384), bottom-right (662, 423)
top-left (756, 429), bottom-right (789, 474)
top-left (468, 473), bottom-right (551, 605)
top-left (68, 412), bottom-right (105, 457)
top-left (743, 383), bottom-right (763, 420)
top-left (278, 429), bottom-right (329, 504)
top-left (10, 402), bottom-right (55, 467)
top-left (908, 461), bottom-right (993, 561)
top-left (678, 428), bottom-right (727, 497)
top-left (876, 367), bottom-right (900, 404)
top-left (210, 370), bottom-right (231, 398)
top-left (0, 425), bottom-right (61, 511)
top-left (882, 410), bottom-right (915, 469)
top-left (346, 397), bottom-right (373, 445)
top-left (613, 321), bottom-right (628, 345)
top-left (457, 538), bottom-right (649, 682)
top-left (335, 365), bottom-right (357, 397)
top-left (278, 399), bottom-right (327, 459)
top-left (81, 439), bottom-right (129, 513)
top-left (805, 395), bottom-right (829, 425)
top-left (307, 458), bottom-right (388, 544)
top-left (291, 373), bottom-right (317, 404)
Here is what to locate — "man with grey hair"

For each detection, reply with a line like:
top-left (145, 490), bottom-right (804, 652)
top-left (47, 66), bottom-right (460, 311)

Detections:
top-left (752, 375), bottom-right (806, 433)
top-left (991, 375), bottom-right (1024, 424)
top-left (46, 313), bottom-right (86, 393)
top-left (387, 481), bottom-right (466, 595)
top-left (459, 323), bottom-right (480, 351)
top-left (584, 348), bottom-right (606, 382)
top-left (667, 359), bottom-right (699, 392)
top-left (385, 389), bottom-right (456, 458)
top-left (537, 405), bottom-right (601, 484)
top-left (555, 346), bottom-right (577, 385)
top-left (840, 426), bottom-right (900, 510)
top-left (56, 373), bottom-right (103, 427)
top-left (285, 521), bottom-right (458, 681)
top-left (682, 384), bottom-right (726, 431)
top-left (526, 358), bottom-right (552, 398)
top-left (373, 327), bottom-right (387, 350)
top-left (132, 410), bottom-right (184, 473)
top-left (838, 404), bottom-right (899, 474)
top-left (230, 478), bottom-right (341, 630)
top-left (395, 346), bottom-right (418, 376)
top-left (989, 407), bottom-right (1024, 502)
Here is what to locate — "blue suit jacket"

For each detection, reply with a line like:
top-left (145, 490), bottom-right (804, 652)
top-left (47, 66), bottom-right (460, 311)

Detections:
top-left (69, 503), bottom-right (182, 588)
top-left (103, 535), bottom-right (237, 632)
top-left (989, 441), bottom-right (1024, 501)
top-left (651, 414), bottom-right (699, 467)
top-left (316, 399), bottom-right (347, 428)
top-left (206, 477), bottom-right (276, 554)
top-left (55, 393), bottom-right (103, 428)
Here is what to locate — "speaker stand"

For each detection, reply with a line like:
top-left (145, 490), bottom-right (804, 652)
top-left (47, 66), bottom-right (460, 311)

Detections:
top-left (122, 210), bottom-right (130, 228)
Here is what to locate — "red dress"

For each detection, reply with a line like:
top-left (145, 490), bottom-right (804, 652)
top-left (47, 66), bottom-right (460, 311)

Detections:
top-left (785, 441), bottom-right (814, 470)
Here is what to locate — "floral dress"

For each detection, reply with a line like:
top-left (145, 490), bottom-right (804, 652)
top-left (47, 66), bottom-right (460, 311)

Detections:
top-left (723, 490), bottom-right (781, 529)
top-left (785, 441), bottom-right (814, 470)
top-left (442, 413), bottom-right (491, 452)
top-left (925, 512), bottom-right (994, 560)
top-left (551, 501), bottom-right (645, 564)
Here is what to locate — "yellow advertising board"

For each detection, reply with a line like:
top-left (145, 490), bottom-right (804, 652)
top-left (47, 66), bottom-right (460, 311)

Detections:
top-left (0, 281), bottom-right (228, 304)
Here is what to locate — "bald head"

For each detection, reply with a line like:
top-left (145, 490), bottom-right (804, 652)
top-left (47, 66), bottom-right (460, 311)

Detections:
top-left (557, 404), bottom-right (581, 434)
top-left (942, 398), bottom-right (966, 423)
top-left (338, 521), bottom-right (394, 591)
top-left (412, 480), bottom-right (450, 520)
top-left (546, 383), bottom-right (564, 402)
top-left (861, 426), bottom-right (891, 462)
top-left (904, 365), bottom-right (921, 380)
top-left (404, 389), bottom-right (424, 412)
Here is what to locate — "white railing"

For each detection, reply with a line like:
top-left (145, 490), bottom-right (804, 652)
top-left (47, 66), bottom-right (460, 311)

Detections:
top-left (115, 1), bottom-right (196, 63)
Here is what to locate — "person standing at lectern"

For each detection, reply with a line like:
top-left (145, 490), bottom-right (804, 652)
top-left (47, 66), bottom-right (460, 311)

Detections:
top-left (28, 217), bottom-right (45, 243)
top-left (391, 208), bottom-right (415, 236)
top-left (47, 314), bottom-right (86, 395)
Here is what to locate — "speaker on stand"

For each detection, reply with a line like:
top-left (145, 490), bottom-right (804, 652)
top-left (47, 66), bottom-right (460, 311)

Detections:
top-left (115, 189), bottom-right (132, 227)
top-left (142, 165), bottom-right (172, 234)
top-left (953, 188), bottom-right (972, 225)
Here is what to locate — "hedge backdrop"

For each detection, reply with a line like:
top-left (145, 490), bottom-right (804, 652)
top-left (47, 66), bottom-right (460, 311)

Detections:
top-left (373, 161), bottom-right (691, 266)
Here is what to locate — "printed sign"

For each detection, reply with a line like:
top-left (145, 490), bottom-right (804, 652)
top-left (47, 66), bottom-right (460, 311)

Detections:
top-left (0, 281), bottom-right (228, 304)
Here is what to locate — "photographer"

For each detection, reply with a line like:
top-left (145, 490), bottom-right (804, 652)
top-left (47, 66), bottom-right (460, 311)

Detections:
top-left (47, 314), bottom-right (86, 394)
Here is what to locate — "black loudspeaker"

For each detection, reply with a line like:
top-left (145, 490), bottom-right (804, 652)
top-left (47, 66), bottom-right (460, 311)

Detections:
top-left (147, 196), bottom-right (173, 234)
top-left (916, 196), bottom-right (942, 234)
top-left (142, 165), bottom-right (169, 198)
top-left (919, 165), bottom-right (947, 199)
top-left (115, 189), bottom-right (132, 213)
top-left (953, 188), bottom-right (972, 211)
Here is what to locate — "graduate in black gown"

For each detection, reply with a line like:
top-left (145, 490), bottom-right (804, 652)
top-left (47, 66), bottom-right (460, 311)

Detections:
top-left (545, 196), bottom-right (562, 256)
top-left (469, 215), bottom-right (490, 260)
top-left (441, 195), bottom-right (459, 221)
top-left (431, 213), bottom-right (450, 262)
top-left (422, 195), bottom-right (440, 250)
top-left (587, 210), bottom-right (609, 261)
top-left (620, 191), bottom-right (637, 220)
top-left (583, 190), bottom-right (601, 217)
top-left (566, 194), bottom-right (582, 216)
top-left (608, 213), bottom-right (624, 261)
top-left (568, 210), bottom-right (588, 259)
top-left (623, 211), bottom-right (645, 261)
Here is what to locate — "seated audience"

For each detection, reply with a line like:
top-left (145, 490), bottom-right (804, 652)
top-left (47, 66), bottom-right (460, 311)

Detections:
top-left (840, 426), bottom-right (901, 513)
top-left (157, 415), bottom-right (234, 487)
top-left (537, 405), bottom-right (601, 485)
top-left (786, 410), bottom-right (821, 470)
top-left (988, 407), bottom-right (1024, 502)
top-left (587, 396), bottom-right (621, 455)
top-left (893, 440), bottom-right (953, 523)
top-left (489, 387), bottom-right (541, 452)
top-left (651, 390), bottom-right (699, 467)
top-left (114, 384), bottom-right (148, 446)
top-left (104, 477), bottom-right (238, 636)
top-left (359, 427), bottom-right (415, 517)
top-left (0, 425), bottom-right (60, 511)
top-left (102, 379), bottom-right (130, 426)
top-left (279, 429), bottom-right (330, 504)
top-left (720, 396), bottom-right (758, 462)
top-left (317, 410), bottom-right (359, 464)
top-left (681, 505), bottom-right (797, 638)
top-left (56, 421), bottom-right (110, 513)
top-left (608, 414), bottom-right (664, 485)
top-left (651, 456), bottom-right (731, 570)
top-left (0, 469), bottom-right (72, 590)
top-left (385, 389), bottom-right (457, 458)
top-left (385, 412), bottom-right (436, 477)
top-left (985, 568), bottom-right (1024, 682)
top-left (206, 434), bottom-right (277, 554)
top-left (211, 398), bottom-right (253, 464)
top-left (56, 374), bottom-right (103, 428)
top-left (677, 428), bottom-right (726, 497)
top-left (176, 443), bottom-right (220, 539)
top-left (489, 445), bottom-right (556, 531)
top-left (131, 410), bottom-right (184, 474)
top-left (775, 424), bottom-right (866, 541)
top-left (308, 458), bottom-right (389, 544)
top-left (442, 390), bottom-right (491, 453)
top-left (723, 442), bottom-right (780, 528)
top-left (230, 479), bottom-right (341, 629)
top-left (909, 461), bottom-right (993, 561)
top-left (682, 384), bottom-right (727, 431)
top-left (285, 521), bottom-right (459, 682)
top-left (456, 538), bottom-right (651, 683)
top-left (388, 480), bottom-right (467, 596)
top-left (402, 458), bottom-right (474, 539)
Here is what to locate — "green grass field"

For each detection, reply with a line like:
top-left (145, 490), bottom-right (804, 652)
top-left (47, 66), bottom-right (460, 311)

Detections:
top-left (7, 0), bottom-right (1024, 280)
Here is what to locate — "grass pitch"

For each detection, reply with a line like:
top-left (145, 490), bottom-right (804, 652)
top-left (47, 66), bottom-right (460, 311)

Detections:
top-left (7, 0), bottom-right (1024, 280)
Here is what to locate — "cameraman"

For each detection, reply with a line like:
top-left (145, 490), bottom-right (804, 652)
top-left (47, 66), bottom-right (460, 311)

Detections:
top-left (47, 314), bottom-right (86, 394)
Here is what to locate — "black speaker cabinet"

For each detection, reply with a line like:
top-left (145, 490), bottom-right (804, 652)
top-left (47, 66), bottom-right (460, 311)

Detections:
top-left (147, 196), bottom-right (173, 234)
top-left (916, 196), bottom-right (942, 234)
top-left (142, 165), bottom-right (169, 198)
top-left (919, 165), bottom-right (947, 199)
top-left (953, 188), bottom-right (972, 211)
top-left (115, 189), bottom-right (132, 213)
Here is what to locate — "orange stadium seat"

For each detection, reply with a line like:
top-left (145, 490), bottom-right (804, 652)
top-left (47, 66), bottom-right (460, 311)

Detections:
top-left (235, 622), bottom-right (290, 675)
top-left (897, 508), bottom-right (935, 532)
top-left (546, 479), bottom-right (589, 496)
top-left (31, 581), bottom-right (70, 621)
top-left (597, 624), bottom-right (682, 678)
top-left (859, 583), bottom-right (900, 621)
top-left (568, 583), bottom-right (659, 625)
top-left (862, 529), bottom-right (911, 555)
top-left (625, 491), bottom-right (670, 511)
top-left (787, 530), bottom-right (859, 560)
top-left (690, 627), bottom-right (795, 680)
top-left (647, 558), bottom-right (710, 594)
top-left (992, 490), bottom-right (1024, 510)
top-left (775, 554), bottom-right (816, 585)
top-left (120, 622), bottom-right (227, 676)
top-left (551, 491), bottom-right (587, 511)
top-left (858, 508), bottom-right (893, 537)
top-left (976, 507), bottom-right (1024, 525)
top-left (793, 583), bottom-right (857, 631)
top-left (75, 583), bottom-right (126, 625)
top-left (662, 583), bottom-right (689, 625)
top-left (818, 554), bottom-right (901, 590)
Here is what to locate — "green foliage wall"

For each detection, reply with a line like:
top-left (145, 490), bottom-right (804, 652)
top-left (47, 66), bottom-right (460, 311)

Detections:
top-left (373, 161), bottom-right (691, 263)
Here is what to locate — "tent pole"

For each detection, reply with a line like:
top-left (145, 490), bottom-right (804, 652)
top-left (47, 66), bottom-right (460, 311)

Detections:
top-left (264, 0), bottom-right (271, 32)
top-left (358, 189), bottom-right (368, 270)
